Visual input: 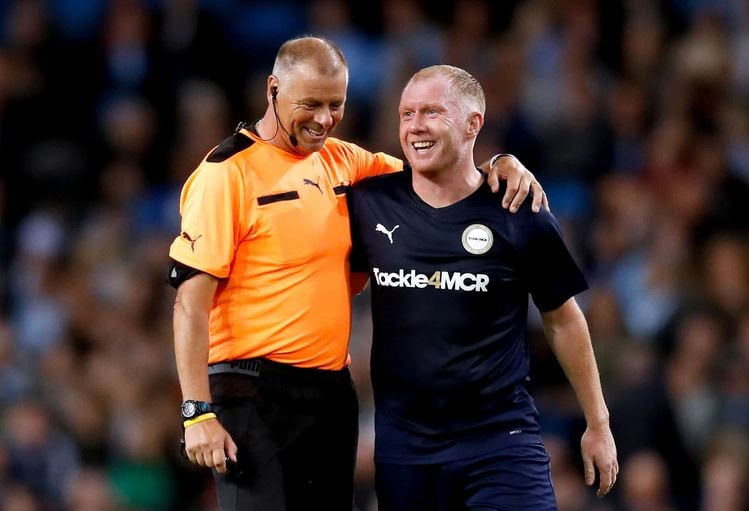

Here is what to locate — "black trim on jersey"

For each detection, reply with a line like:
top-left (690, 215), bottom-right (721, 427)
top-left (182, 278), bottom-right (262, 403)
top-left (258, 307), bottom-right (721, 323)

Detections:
top-left (167, 259), bottom-right (204, 289)
top-left (206, 132), bottom-right (255, 163)
top-left (257, 191), bottom-right (300, 205)
top-left (333, 185), bottom-right (349, 195)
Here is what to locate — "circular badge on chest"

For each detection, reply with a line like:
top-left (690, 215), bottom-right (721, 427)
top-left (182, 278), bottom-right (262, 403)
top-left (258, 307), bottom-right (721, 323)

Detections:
top-left (461, 224), bottom-right (494, 255)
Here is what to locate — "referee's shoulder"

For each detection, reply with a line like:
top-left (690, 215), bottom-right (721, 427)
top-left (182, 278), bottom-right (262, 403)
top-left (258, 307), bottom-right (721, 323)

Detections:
top-left (204, 130), bottom-right (257, 164)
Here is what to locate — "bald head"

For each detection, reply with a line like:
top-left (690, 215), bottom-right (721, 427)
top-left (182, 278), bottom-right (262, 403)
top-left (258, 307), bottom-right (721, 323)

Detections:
top-left (259, 36), bottom-right (349, 155)
top-left (272, 37), bottom-right (348, 82)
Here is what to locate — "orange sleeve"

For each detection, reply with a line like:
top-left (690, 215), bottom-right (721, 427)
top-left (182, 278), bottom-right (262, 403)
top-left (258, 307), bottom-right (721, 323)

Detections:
top-left (354, 148), bottom-right (403, 182)
top-left (168, 160), bottom-right (248, 278)
top-left (333, 139), bottom-right (404, 183)
top-left (365, 151), bottom-right (404, 180)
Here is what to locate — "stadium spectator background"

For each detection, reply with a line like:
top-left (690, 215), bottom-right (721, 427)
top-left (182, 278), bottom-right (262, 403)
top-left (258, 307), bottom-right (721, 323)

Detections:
top-left (0, 1), bottom-right (747, 510)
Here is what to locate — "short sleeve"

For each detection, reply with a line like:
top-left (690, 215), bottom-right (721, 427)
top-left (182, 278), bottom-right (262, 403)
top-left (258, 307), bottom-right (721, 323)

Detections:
top-left (168, 161), bottom-right (246, 278)
top-left (333, 140), bottom-right (403, 184)
top-left (523, 209), bottom-right (588, 312)
top-left (355, 151), bottom-right (403, 182)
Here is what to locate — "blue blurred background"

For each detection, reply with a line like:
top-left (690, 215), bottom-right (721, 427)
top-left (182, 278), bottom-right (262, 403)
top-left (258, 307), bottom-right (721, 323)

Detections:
top-left (0, 0), bottom-right (748, 509)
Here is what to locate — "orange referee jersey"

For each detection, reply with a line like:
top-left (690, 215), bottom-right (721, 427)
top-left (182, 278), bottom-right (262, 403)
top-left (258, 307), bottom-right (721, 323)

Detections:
top-left (169, 128), bottom-right (402, 369)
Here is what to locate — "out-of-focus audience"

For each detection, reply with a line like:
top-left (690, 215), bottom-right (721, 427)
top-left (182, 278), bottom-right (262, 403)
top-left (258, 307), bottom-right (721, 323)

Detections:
top-left (0, 1), bottom-right (747, 510)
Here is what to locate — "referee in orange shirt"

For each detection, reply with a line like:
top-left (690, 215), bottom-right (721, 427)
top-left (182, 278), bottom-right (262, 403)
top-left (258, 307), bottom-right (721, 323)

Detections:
top-left (168, 36), bottom-right (546, 511)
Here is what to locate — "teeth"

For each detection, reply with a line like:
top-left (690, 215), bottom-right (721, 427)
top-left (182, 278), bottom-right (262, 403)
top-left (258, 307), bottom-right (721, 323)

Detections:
top-left (307, 128), bottom-right (324, 136)
top-left (413, 141), bottom-right (435, 149)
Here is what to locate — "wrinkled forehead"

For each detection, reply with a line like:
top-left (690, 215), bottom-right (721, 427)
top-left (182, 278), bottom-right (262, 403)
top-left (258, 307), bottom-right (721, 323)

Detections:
top-left (279, 61), bottom-right (348, 86)
top-left (399, 76), bottom-right (452, 108)
top-left (280, 63), bottom-right (348, 97)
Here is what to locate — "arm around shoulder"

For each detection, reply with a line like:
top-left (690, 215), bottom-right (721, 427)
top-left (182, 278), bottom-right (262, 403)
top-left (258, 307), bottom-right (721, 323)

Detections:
top-left (481, 153), bottom-right (548, 212)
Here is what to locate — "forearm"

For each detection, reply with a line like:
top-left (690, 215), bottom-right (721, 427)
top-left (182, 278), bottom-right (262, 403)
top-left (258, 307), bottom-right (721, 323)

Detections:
top-left (541, 298), bottom-right (609, 428)
top-left (173, 275), bottom-right (218, 402)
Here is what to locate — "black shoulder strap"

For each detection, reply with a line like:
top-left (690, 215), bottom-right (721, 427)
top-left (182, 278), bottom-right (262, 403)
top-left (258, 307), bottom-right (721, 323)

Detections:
top-left (206, 125), bottom-right (255, 163)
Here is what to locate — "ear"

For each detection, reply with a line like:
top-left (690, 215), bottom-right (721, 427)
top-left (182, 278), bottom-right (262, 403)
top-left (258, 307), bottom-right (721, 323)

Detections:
top-left (267, 75), bottom-right (279, 100)
top-left (466, 111), bottom-right (484, 138)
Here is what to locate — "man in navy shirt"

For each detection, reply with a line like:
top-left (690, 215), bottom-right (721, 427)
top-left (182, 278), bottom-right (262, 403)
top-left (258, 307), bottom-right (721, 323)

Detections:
top-left (348, 65), bottom-right (618, 510)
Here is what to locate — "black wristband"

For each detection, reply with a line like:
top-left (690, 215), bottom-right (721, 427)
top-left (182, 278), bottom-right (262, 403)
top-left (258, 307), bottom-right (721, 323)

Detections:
top-left (180, 400), bottom-right (213, 420)
top-left (489, 153), bottom-right (514, 168)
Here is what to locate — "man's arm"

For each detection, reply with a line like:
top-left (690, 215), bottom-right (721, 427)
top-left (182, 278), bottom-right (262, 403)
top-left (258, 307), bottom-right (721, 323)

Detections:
top-left (540, 297), bottom-right (619, 497)
top-left (349, 143), bottom-right (546, 213)
top-left (174, 273), bottom-right (237, 473)
top-left (479, 154), bottom-right (548, 213)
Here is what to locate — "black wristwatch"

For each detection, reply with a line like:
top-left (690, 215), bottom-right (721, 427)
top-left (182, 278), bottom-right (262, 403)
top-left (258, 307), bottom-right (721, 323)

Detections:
top-left (180, 400), bottom-right (213, 420)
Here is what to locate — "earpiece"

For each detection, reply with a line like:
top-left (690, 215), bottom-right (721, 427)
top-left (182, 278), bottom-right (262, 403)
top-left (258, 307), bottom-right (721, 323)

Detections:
top-left (269, 84), bottom-right (298, 147)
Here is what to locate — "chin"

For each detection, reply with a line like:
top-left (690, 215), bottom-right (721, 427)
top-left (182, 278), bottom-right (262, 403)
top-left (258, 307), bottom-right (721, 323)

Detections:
top-left (306, 142), bottom-right (326, 153)
top-left (411, 163), bottom-right (437, 176)
top-left (409, 154), bottom-right (434, 169)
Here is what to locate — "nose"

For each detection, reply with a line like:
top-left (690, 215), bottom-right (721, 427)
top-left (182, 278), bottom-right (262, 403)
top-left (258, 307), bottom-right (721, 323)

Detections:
top-left (314, 108), bottom-right (333, 129)
top-left (408, 113), bottom-right (426, 133)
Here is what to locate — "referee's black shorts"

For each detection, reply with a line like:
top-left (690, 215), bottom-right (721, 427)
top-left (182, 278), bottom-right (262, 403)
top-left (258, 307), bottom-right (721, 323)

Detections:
top-left (209, 358), bottom-right (359, 511)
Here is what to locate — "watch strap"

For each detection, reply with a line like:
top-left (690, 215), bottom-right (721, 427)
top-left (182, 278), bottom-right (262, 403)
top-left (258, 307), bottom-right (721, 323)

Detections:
top-left (181, 399), bottom-right (213, 419)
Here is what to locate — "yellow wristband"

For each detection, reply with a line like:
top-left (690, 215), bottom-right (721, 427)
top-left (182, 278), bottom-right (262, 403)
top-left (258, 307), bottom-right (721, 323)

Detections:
top-left (183, 412), bottom-right (217, 429)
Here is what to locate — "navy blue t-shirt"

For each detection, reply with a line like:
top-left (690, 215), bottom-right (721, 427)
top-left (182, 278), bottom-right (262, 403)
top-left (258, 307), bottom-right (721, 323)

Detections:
top-left (348, 169), bottom-right (588, 463)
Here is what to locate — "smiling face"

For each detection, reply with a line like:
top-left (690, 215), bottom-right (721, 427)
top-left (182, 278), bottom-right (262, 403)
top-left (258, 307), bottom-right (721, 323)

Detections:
top-left (273, 63), bottom-right (347, 155)
top-left (398, 74), bottom-right (475, 176)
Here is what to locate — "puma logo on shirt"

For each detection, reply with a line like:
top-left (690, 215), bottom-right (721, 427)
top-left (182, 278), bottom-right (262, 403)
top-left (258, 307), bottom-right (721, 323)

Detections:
top-left (303, 177), bottom-right (323, 194)
top-left (181, 231), bottom-right (203, 251)
top-left (375, 223), bottom-right (400, 244)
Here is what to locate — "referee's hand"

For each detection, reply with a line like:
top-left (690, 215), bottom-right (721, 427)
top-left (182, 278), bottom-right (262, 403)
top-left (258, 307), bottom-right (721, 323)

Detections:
top-left (486, 154), bottom-right (548, 213)
top-left (184, 418), bottom-right (238, 474)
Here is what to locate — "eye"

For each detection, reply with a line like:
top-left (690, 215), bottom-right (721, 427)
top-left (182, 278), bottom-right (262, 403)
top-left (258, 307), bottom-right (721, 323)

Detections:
top-left (400, 111), bottom-right (413, 120)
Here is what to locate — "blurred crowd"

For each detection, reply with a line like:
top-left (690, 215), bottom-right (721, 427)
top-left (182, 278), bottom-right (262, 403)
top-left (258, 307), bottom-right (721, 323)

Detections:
top-left (0, 0), bottom-right (748, 510)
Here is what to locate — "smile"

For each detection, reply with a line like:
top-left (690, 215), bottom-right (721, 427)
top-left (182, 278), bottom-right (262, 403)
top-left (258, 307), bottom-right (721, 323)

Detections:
top-left (305, 127), bottom-right (326, 137)
top-left (412, 141), bottom-right (436, 152)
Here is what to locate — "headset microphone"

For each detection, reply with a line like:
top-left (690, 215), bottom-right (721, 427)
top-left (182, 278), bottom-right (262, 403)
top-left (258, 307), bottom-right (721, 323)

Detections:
top-left (271, 87), bottom-right (298, 147)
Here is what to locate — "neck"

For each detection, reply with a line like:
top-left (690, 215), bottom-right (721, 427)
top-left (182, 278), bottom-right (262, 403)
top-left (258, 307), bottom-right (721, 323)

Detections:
top-left (256, 109), bottom-right (302, 155)
top-left (255, 111), bottom-right (280, 145)
top-left (411, 157), bottom-right (482, 208)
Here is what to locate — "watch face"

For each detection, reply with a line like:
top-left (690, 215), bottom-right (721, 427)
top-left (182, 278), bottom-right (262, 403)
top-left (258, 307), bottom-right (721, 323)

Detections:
top-left (181, 401), bottom-right (197, 418)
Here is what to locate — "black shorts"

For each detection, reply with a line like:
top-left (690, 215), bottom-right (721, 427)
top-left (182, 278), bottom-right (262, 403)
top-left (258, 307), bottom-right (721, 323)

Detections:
top-left (375, 435), bottom-right (557, 511)
top-left (209, 359), bottom-right (359, 511)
